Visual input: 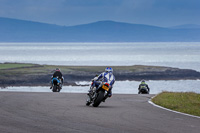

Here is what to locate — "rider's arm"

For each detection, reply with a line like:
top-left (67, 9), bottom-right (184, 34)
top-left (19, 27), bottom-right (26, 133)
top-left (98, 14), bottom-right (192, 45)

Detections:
top-left (146, 85), bottom-right (150, 90)
top-left (109, 76), bottom-right (115, 88)
top-left (138, 84), bottom-right (141, 90)
top-left (93, 76), bottom-right (98, 81)
top-left (53, 72), bottom-right (55, 77)
top-left (96, 73), bottom-right (104, 81)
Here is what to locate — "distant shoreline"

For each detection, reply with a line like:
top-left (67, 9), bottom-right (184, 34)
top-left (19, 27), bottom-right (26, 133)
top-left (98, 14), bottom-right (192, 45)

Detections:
top-left (1, 63), bottom-right (200, 88)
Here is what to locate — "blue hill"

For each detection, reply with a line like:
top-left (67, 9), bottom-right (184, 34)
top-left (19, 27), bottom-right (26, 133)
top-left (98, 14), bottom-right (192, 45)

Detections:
top-left (169, 24), bottom-right (200, 29)
top-left (0, 17), bottom-right (200, 42)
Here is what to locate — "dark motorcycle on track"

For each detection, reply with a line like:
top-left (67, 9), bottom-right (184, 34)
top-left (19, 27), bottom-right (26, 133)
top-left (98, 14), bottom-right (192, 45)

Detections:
top-left (51, 77), bottom-right (62, 92)
top-left (86, 82), bottom-right (110, 107)
top-left (138, 87), bottom-right (149, 94)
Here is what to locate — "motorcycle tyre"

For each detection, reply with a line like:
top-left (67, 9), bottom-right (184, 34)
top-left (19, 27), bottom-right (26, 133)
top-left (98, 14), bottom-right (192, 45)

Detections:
top-left (93, 90), bottom-right (105, 107)
top-left (57, 86), bottom-right (61, 92)
top-left (139, 89), bottom-right (149, 94)
top-left (52, 85), bottom-right (57, 92)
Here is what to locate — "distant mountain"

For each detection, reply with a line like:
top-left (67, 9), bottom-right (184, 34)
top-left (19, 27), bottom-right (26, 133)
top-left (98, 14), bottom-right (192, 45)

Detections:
top-left (0, 17), bottom-right (200, 42)
top-left (169, 24), bottom-right (200, 29)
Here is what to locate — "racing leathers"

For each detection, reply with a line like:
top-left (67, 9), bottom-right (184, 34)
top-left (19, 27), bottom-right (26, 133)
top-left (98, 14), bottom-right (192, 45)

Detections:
top-left (53, 71), bottom-right (63, 79)
top-left (91, 71), bottom-right (115, 97)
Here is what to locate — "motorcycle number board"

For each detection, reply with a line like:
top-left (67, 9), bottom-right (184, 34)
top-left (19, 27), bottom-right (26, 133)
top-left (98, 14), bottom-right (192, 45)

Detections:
top-left (102, 85), bottom-right (109, 91)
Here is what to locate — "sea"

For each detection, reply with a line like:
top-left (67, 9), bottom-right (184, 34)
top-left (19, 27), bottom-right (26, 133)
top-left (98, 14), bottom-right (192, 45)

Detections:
top-left (0, 42), bottom-right (200, 94)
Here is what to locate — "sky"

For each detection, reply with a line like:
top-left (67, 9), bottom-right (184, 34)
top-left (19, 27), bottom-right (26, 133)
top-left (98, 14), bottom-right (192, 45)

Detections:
top-left (0, 0), bottom-right (200, 27)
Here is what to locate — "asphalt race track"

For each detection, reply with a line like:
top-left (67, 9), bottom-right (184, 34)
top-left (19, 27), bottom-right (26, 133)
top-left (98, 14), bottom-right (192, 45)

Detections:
top-left (0, 92), bottom-right (199, 133)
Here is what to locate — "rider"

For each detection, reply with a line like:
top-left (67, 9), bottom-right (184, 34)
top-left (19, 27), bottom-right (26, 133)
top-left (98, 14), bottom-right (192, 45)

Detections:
top-left (50, 68), bottom-right (64, 89)
top-left (90, 67), bottom-right (115, 98)
top-left (138, 80), bottom-right (150, 93)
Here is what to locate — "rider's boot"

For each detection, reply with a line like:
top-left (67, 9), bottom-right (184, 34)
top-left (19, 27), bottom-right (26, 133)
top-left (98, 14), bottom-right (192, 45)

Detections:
top-left (50, 82), bottom-right (52, 89)
top-left (87, 86), bottom-right (94, 95)
top-left (102, 95), bottom-right (108, 102)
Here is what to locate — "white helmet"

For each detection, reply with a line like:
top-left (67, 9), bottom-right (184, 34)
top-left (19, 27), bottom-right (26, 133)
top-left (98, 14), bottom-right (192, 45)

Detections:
top-left (105, 67), bottom-right (113, 72)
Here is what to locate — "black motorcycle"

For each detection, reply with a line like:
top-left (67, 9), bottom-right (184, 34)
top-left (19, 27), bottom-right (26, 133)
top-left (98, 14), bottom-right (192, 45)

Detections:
top-left (86, 82), bottom-right (109, 107)
top-left (51, 77), bottom-right (62, 92)
top-left (138, 87), bottom-right (149, 94)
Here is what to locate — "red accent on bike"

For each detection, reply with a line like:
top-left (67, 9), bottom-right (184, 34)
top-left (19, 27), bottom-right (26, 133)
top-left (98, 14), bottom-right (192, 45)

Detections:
top-left (105, 83), bottom-right (109, 86)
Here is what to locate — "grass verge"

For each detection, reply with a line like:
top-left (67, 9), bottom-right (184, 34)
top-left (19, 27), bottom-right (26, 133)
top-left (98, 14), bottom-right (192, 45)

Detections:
top-left (0, 63), bottom-right (172, 75)
top-left (0, 63), bottom-right (36, 70)
top-left (152, 92), bottom-right (200, 116)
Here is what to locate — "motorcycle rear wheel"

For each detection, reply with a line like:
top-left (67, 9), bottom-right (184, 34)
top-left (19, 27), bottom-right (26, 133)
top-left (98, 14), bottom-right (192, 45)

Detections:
top-left (52, 85), bottom-right (57, 92)
top-left (93, 90), bottom-right (105, 107)
top-left (57, 87), bottom-right (61, 92)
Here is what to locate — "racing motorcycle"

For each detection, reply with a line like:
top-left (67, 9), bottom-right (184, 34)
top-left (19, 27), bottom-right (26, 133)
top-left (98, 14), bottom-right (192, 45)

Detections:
top-left (51, 77), bottom-right (62, 92)
top-left (86, 82), bottom-right (110, 107)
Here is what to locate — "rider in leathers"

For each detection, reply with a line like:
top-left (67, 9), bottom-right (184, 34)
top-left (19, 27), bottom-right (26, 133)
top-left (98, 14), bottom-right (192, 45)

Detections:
top-left (138, 80), bottom-right (150, 93)
top-left (90, 67), bottom-right (115, 99)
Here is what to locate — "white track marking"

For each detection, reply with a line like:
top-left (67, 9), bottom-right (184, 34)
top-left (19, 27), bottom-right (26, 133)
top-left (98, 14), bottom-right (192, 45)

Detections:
top-left (148, 96), bottom-right (200, 119)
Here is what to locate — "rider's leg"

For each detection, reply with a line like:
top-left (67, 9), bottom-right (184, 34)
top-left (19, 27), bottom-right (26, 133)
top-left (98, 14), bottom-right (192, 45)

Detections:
top-left (50, 80), bottom-right (53, 89)
top-left (107, 88), bottom-right (112, 97)
top-left (102, 88), bottom-right (112, 102)
top-left (91, 81), bottom-right (101, 89)
top-left (88, 81), bottom-right (101, 94)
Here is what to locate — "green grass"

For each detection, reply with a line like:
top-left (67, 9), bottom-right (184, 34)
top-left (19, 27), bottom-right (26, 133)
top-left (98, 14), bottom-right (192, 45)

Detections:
top-left (152, 92), bottom-right (200, 116)
top-left (0, 63), bottom-right (171, 73)
top-left (0, 63), bottom-right (35, 70)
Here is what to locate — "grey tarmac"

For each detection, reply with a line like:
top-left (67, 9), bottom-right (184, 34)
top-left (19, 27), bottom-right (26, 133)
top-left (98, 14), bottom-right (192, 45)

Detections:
top-left (0, 92), bottom-right (199, 133)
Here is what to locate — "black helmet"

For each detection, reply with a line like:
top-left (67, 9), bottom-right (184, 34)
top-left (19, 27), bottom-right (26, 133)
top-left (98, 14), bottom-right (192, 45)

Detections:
top-left (55, 68), bottom-right (60, 72)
